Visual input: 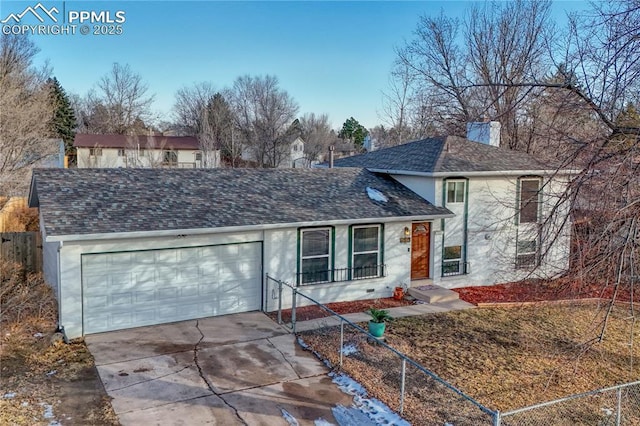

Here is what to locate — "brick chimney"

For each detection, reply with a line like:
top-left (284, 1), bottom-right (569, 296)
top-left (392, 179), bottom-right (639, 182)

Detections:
top-left (466, 121), bottom-right (501, 147)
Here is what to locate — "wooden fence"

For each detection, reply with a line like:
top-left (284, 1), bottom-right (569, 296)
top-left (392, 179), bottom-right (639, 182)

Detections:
top-left (0, 232), bottom-right (43, 272)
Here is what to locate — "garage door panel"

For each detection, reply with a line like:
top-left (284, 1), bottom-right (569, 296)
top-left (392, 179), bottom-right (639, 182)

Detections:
top-left (82, 242), bottom-right (262, 334)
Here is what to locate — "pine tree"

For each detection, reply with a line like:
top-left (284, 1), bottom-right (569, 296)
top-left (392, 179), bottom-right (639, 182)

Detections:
top-left (47, 77), bottom-right (76, 157)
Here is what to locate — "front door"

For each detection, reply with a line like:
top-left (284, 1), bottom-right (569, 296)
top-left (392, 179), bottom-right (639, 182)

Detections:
top-left (411, 222), bottom-right (431, 280)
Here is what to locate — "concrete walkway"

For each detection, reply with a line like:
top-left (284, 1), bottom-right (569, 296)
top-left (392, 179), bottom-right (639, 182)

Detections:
top-left (294, 299), bottom-right (475, 331)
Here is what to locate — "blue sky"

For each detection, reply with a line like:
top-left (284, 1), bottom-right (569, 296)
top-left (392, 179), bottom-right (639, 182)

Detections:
top-left (2, 0), bottom-right (589, 130)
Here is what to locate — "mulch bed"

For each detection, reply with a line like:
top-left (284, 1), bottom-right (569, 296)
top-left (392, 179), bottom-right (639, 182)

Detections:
top-left (266, 297), bottom-right (415, 323)
top-left (268, 278), bottom-right (639, 323)
top-left (454, 277), bottom-right (640, 305)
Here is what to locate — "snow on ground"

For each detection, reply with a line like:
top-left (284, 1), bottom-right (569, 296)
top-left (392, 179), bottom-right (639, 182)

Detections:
top-left (332, 373), bottom-right (410, 426)
top-left (340, 343), bottom-right (358, 356)
top-left (3, 392), bottom-right (16, 399)
top-left (281, 408), bottom-right (300, 426)
top-left (314, 419), bottom-right (336, 426)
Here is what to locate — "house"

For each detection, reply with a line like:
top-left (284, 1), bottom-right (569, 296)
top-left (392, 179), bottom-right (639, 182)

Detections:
top-left (241, 136), bottom-right (307, 168)
top-left (28, 167), bottom-right (452, 338)
top-left (334, 122), bottom-right (576, 288)
top-left (74, 134), bottom-right (220, 169)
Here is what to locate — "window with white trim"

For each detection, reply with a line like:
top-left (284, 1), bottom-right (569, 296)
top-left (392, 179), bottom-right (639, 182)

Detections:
top-left (447, 180), bottom-right (465, 204)
top-left (519, 178), bottom-right (542, 223)
top-left (117, 149), bottom-right (125, 157)
top-left (300, 228), bottom-right (332, 284)
top-left (89, 148), bottom-right (102, 156)
top-left (195, 152), bottom-right (202, 161)
top-left (442, 245), bottom-right (463, 276)
top-left (351, 225), bottom-right (382, 279)
top-left (516, 239), bottom-right (538, 268)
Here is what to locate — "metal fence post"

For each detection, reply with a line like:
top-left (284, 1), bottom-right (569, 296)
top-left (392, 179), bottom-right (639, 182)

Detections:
top-left (291, 286), bottom-right (297, 333)
top-left (277, 277), bottom-right (283, 325)
top-left (339, 319), bottom-right (344, 368)
top-left (400, 358), bottom-right (406, 414)
top-left (616, 387), bottom-right (622, 426)
top-left (493, 410), bottom-right (501, 426)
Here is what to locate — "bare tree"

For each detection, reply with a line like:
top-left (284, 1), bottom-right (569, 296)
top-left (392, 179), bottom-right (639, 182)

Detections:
top-left (229, 75), bottom-right (299, 168)
top-left (0, 34), bottom-right (55, 196)
top-left (397, 0), bottom-right (554, 149)
top-left (379, 62), bottom-right (416, 146)
top-left (199, 93), bottom-right (234, 168)
top-left (87, 63), bottom-right (155, 134)
top-left (298, 113), bottom-right (337, 164)
top-left (173, 82), bottom-right (217, 136)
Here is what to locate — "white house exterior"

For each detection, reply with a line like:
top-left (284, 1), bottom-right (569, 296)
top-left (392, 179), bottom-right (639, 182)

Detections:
top-left (29, 168), bottom-right (451, 338)
top-left (241, 136), bottom-right (307, 168)
top-left (335, 122), bottom-right (575, 288)
top-left (74, 134), bottom-right (220, 169)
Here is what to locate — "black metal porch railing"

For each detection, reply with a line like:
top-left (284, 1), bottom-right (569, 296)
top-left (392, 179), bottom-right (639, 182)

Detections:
top-left (298, 264), bottom-right (386, 285)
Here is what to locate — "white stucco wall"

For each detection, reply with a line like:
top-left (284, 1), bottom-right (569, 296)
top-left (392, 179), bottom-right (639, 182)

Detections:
top-left (42, 240), bottom-right (60, 296)
top-left (263, 222), bottom-right (413, 311)
top-left (389, 174), bottom-right (572, 288)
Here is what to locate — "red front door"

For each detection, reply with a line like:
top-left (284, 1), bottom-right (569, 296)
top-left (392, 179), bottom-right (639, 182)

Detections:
top-left (411, 223), bottom-right (430, 280)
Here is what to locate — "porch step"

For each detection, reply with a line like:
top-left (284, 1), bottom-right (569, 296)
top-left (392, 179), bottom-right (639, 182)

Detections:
top-left (407, 284), bottom-right (459, 304)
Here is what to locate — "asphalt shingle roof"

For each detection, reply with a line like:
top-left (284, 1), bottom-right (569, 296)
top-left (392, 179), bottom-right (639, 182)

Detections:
top-left (31, 168), bottom-right (452, 237)
top-left (334, 136), bottom-right (553, 173)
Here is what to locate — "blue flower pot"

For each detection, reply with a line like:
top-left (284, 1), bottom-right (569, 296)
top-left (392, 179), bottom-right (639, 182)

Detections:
top-left (368, 321), bottom-right (386, 338)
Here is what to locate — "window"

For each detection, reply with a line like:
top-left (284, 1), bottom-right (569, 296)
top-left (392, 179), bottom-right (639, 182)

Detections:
top-left (117, 149), bottom-right (125, 157)
top-left (300, 228), bottom-right (332, 284)
top-left (89, 148), bottom-right (102, 156)
top-left (516, 239), bottom-right (538, 268)
top-left (352, 225), bottom-right (382, 279)
top-left (139, 149), bottom-right (146, 157)
top-left (519, 178), bottom-right (541, 223)
top-left (163, 150), bottom-right (178, 165)
top-left (447, 181), bottom-right (465, 204)
top-left (442, 245), bottom-right (463, 276)
top-left (195, 152), bottom-right (202, 161)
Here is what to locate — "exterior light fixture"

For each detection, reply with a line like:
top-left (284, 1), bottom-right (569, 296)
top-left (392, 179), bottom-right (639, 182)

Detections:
top-left (404, 226), bottom-right (410, 237)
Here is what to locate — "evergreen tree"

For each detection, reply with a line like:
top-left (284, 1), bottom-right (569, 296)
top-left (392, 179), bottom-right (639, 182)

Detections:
top-left (339, 117), bottom-right (369, 151)
top-left (47, 77), bottom-right (76, 156)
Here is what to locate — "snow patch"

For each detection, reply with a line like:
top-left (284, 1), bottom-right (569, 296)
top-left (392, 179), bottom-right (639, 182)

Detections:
top-left (314, 419), bottom-right (335, 426)
top-left (340, 343), bottom-right (359, 356)
top-left (331, 373), bottom-right (410, 426)
top-left (281, 408), bottom-right (299, 426)
top-left (366, 187), bottom-right (388, 203)
top-left (33, 332), bottom-right (44, 338)
top-left (297, 336), bottom-right (333, 368)
top-left (40, 403), bottom-right (54, 419)
top-left (3, 392), bottom-right (16, 399)
top-left (46, 370), bottom-right (57, 376)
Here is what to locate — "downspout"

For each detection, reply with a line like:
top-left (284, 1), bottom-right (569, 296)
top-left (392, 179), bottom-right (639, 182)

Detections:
top-left (56, 241), bottom-right (69, 343)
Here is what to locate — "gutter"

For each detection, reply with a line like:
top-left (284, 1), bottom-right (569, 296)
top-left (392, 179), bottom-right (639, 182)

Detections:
top-left (367, 168), bottom-right (581, 178)
top-left (45, 213), bottom-right (455, 243)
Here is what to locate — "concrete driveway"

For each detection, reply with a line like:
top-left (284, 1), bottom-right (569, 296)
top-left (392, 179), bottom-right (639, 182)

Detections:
top-left (85, 312), bottom-right (354, 425)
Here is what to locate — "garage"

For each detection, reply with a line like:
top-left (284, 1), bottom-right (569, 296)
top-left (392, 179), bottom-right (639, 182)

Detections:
top-left (81, 242), bottom-right (263, 334)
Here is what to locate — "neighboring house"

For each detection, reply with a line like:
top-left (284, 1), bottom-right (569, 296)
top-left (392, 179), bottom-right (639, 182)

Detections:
top-left (28, 168), bottom-right (451, 338)
top-left (74, 134), bottom-right (220, 169)
top-left (241, 136), bottom-right (307, 168)
top-left (334, 122), bottom-right (576, 288)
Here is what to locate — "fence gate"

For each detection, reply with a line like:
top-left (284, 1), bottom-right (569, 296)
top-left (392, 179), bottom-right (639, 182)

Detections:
top-left (0, 232), bottom-right (42, 272)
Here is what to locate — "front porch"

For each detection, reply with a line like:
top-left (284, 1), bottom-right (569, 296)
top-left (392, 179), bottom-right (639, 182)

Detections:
top-left (407, 279), bottom-right (461, 304)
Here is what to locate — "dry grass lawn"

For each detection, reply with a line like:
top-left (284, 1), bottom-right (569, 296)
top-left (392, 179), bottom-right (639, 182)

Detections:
top-left (300, 302), bottom-right (640, 425)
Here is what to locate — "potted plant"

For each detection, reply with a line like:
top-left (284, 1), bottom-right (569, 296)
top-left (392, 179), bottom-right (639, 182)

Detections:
top-left (366, 307), bottom-right (392, 338)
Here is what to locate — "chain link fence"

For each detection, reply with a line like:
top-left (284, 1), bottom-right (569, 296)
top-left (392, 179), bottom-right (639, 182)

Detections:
top-left (498, 381), bottom-right (640, 426)
top-left (266, 274), bottom-right (640, 426)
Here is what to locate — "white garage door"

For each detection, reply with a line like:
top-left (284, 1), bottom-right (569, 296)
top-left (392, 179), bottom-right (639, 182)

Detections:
top-left (81, 242), bottom-right (262, 334)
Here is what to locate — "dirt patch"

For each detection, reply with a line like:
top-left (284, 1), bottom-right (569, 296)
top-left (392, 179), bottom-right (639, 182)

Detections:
top-left (454, 277), bottom-right (640, 305)
top-left (0, 261), bottom-right (118, 425)
top-left (299, 302), bottom-right (640, 425)
top-left (266, 297), bottom-right (415, 323)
